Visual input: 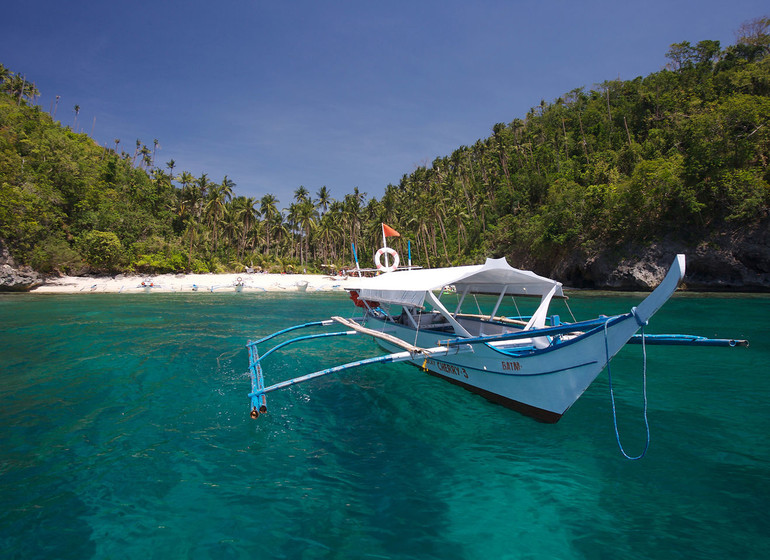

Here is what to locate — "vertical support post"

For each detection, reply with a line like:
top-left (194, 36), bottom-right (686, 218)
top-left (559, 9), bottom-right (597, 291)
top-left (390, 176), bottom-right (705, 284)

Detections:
top-left (381, 223), bottom-right (390, 269)
top-left (489, 285), bottom-right (509, 320)
top-left (454, 285), bottom-right (470, 316)
top-left (408, 240), bottom-right (412, 269)
top-left (352, 242), bottom-right (362, 277)
top-left (248, 342), bottom-right (268, 417)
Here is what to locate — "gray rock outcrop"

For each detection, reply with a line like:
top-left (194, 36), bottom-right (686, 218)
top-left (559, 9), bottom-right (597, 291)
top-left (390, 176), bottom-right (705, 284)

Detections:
top-left (0, 240), bottom-right (42, 292)
top-left (551, 216), bottom-right (770, 291)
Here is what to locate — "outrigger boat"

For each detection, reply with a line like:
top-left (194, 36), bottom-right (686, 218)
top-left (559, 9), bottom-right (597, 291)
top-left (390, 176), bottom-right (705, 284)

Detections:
top-left (246, 254), bottom-right (747, 425)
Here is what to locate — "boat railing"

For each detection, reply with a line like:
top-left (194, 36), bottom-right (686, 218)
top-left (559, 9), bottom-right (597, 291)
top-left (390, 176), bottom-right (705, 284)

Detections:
top-left (437, 316), bottom-right (620, 348)
top-left (455, 312), bottom-right (530, 326)
top-left (437, 314), bottom-right (750, 350)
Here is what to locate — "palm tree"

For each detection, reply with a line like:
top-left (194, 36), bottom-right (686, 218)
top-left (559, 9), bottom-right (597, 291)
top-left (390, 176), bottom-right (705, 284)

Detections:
top-left (342, 188), bottom-right (366, 255)
top-left (151, 169), bottom-right (171, 210)
top-left (246, 220), bottom-right (265, 260)
top-left (151, 168), bottom-right (170, 187)
top-left (296, 200), bottom-right (318, 265)
top-left (408, 211), bottom-right (432, 267)
top-left (274, 219), bottom-right (290, 260)
top-left (205, 186), bottom-right (220, 250)
top-left (73, 105), bottom-right (80, 131)
top-left (177, 172), bottom-right (201, 220)
top-left (196, 173), bottom-right (211, 199)
top-left (181, 185), bottom-right (202, 218)
top-left (294, 185), bottom-right (309, 203)
top-left (138, 145), bottom-right (152, 169)
top-left (132, 139), bottom-right (141, 166)
top-left (316, 185), bottom-right (332, 215)
top-left (220, 175), bottom-right (235, 200)
top-left (166, 160), bottom-right (176, 185)
top-left (4, 74), bottom-right (38, 103)
top-left (315, 212), bottom-right (339, 265)
top-left (177, 171), bottom-right (194, 190)
top-left (183, 216), bottom-right (199, 269)
top-left (233, 196), bottom-right (258, 259)
top-left (205, 181), bottom-right (233, 252)
top-left (380, 186), bottom-right (398, 225)
top-left (285, 202), bottom-right (301, 260)
top-left (451, 202), bottom-right (470, 259)
top-left (326, 200), bottom-right (345, 261)
top-left (260, 193), bottom-right (279, 255)
top-left (220, 202), bottom-right (241, 257)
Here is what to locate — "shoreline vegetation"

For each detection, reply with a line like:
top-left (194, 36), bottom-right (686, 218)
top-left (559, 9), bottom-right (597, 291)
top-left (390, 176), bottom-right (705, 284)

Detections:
top-left (1, 16), bottom-right (769, 291)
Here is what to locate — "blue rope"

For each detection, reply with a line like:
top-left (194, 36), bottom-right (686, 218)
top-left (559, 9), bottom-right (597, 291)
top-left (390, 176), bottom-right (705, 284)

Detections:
top-left (604, 319), bottom-right (650, 460)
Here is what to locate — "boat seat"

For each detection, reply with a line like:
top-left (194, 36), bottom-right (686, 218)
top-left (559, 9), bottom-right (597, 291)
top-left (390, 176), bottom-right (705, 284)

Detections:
top-left (426, 322), bottom-right (454, 332)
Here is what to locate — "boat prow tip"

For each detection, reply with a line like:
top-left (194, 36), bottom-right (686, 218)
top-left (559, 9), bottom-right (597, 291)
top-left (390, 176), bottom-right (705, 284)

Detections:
top-left (675, 253), bottom-right (686, 285)
top-left (632, 254), bottom-right (687, 325)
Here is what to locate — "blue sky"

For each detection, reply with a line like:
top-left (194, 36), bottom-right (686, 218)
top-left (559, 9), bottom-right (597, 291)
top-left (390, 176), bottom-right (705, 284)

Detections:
top-left (2, 1), bottom-right (766, 206)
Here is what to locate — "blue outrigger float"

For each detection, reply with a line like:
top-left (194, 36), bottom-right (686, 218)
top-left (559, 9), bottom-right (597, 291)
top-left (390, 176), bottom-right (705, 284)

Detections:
top-left (246, 254), bottom-right (748, 435)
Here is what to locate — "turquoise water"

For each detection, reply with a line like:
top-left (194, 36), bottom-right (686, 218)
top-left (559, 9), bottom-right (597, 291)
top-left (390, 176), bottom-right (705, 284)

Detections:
top-left (1, 291), bottom-right (768, 559)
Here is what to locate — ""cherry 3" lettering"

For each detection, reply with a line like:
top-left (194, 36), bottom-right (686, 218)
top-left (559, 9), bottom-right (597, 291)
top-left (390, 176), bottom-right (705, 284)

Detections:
top-left (426, 359), bottom-right (469, 378)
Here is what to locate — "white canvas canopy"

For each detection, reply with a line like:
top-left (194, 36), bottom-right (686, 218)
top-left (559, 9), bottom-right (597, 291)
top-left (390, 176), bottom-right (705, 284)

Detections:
top-left (351, 257), bottom-right (564, 308)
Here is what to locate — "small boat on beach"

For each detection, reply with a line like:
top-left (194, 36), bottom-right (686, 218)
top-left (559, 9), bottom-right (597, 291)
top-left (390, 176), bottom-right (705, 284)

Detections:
top-left (140, 278), bottom-right (155, 293)
top-left (245, 253), bottom-right (747, 428)
top-left (234, 277), bottom-right (245, 293)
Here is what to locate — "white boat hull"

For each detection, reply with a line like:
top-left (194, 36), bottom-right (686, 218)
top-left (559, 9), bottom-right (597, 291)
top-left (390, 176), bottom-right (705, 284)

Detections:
top-left (360, 255), bottom-right (685, 422)
top-left (363, 313), bottom-right (642, 422)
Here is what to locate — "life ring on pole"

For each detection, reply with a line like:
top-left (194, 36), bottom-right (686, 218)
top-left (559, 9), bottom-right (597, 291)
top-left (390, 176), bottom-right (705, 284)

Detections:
top-left (374, 247), bottom-right (400, 273)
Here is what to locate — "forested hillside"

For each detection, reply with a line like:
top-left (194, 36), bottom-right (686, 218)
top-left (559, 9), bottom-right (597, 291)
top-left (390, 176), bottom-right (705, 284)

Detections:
top-left (1, 18), bottom-right (769, 286)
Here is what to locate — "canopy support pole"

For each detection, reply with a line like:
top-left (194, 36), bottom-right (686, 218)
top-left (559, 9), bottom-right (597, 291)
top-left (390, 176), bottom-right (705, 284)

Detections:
top-left (425, 290), bottom-right (472, 337)
top-left (489, 285), bottom-right (509, 321)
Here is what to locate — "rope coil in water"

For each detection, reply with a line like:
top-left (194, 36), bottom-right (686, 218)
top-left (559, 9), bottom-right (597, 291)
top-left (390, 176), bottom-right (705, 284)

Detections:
top-left (604, 317), bottom-right (650, 460)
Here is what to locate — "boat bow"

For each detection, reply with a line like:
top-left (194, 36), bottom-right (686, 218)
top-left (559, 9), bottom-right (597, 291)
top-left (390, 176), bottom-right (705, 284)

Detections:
top-left (631, 254), bottom-right (686, 326)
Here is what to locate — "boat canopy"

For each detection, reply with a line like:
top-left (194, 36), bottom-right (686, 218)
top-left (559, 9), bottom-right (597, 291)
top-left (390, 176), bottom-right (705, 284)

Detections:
top-left (350, 257), bottom-right (564, 308)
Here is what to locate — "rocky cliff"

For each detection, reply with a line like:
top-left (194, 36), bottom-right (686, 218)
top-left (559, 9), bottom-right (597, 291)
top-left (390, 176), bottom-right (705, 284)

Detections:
top-left (550, 217), bottom-right (770, 291)
top-left (0, 240), bottom-right (42, 292)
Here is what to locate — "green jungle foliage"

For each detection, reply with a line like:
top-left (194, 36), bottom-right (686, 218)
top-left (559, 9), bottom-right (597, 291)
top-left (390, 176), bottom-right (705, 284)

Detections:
top-left (1, 18), bottom-right (769, 275)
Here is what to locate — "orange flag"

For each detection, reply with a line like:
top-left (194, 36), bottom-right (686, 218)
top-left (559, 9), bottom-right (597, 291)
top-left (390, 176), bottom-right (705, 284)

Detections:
top-left (382, 223), bottom-right (400, 237)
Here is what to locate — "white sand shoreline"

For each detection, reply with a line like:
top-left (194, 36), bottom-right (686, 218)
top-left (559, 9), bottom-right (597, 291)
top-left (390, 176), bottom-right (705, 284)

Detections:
top-left (31, 272), bottom-right (351, 294)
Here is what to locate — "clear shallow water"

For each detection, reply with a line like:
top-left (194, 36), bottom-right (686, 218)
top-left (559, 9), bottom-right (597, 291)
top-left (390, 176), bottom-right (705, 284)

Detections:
top-left (0, 291), bottom-right (768, 559)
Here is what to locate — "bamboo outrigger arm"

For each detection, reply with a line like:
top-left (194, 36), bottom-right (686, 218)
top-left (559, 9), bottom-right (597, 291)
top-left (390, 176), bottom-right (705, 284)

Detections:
top-left (247, 318), bottom-right (473, 418)
top-left (330, 316), bottom-right (425, 353)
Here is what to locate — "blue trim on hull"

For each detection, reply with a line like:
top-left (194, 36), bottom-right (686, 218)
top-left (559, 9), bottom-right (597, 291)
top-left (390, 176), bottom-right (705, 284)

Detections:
top-left (425, 355), bottom-right (601, 377)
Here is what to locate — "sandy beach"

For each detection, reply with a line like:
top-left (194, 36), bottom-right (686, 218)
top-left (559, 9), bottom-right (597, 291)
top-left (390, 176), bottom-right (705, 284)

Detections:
top-left (31, 272), bottom-right (351, 294)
